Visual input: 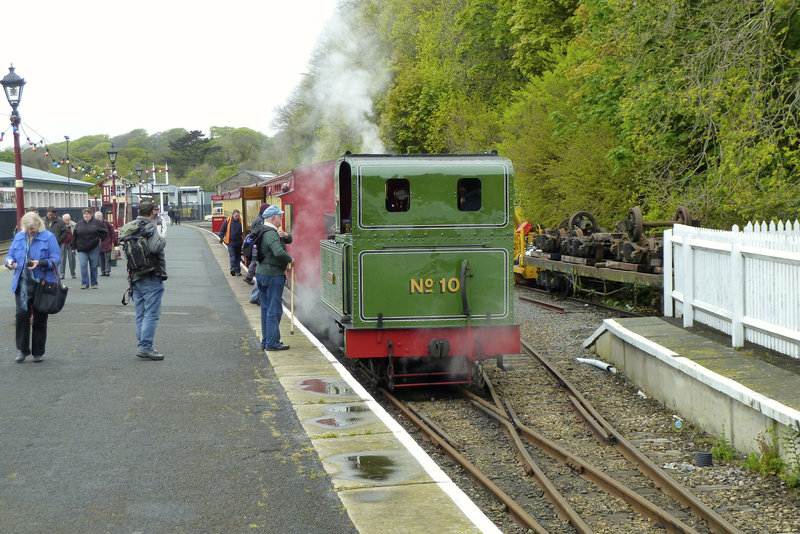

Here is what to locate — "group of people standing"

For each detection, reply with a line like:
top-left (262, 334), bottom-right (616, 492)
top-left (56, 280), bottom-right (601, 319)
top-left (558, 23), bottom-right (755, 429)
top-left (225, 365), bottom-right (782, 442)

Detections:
top-left (218, 202), bottom-right (293, 351)
top-left (5, 203), bottom-right (169, 364)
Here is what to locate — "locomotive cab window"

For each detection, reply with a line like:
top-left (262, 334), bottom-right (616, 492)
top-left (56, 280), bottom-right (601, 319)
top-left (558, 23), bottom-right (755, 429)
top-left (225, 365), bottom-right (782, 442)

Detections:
top-left (386, 179), bottom-right (410, 212)
top-left (457, 178), bottom-right (481, 211)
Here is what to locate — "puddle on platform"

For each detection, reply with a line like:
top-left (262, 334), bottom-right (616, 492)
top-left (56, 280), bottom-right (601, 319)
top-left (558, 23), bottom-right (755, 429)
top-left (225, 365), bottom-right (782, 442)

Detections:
top-left (297, 378), bottom-right (353, 396)
top-left (343, 454), bottom-right (396, 481)
top-left (307, 403), bottom-right (371, 429)
top-left (328, 450), bottom-right (417, 485)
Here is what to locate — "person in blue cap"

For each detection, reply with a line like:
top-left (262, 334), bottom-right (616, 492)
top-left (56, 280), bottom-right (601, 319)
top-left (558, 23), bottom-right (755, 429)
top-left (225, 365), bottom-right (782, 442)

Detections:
top-left (256, 204), bottom-right (293, 351)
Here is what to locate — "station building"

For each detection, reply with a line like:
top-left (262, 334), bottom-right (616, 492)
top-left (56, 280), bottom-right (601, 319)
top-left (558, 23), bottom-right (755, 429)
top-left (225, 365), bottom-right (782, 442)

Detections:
top-left (0, 161), bottom-right (94, 240)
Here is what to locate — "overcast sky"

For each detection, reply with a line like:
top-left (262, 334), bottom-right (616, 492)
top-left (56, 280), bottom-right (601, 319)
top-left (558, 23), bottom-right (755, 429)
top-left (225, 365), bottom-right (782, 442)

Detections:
top-left (1, 0), bottom-right (339, 149)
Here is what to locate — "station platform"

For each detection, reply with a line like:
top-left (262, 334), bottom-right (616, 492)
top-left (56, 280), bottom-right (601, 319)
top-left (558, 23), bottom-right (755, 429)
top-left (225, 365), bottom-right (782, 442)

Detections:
top-left (0, 224), bottom-right (498, 533)
top-left (584, 316), bottom-right (800, 460)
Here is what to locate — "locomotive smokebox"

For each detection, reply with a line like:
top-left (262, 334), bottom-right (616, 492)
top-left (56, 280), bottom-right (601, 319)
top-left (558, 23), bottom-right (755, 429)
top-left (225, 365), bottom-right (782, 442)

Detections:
top-left (428, 338), bottom-right (450, 358)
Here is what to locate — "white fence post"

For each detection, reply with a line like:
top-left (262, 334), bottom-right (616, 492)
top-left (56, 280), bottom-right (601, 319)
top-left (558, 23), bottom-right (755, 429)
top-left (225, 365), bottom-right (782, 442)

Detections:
top-left (663, 228), bottom-right (674, 317)
top-left (682, 236), bottom-right (694, 328)
top-left (730, 225), bottom-right (744, 348)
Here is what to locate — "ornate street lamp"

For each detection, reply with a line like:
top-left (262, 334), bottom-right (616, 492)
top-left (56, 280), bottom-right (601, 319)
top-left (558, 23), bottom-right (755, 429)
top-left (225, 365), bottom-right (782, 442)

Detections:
top-left (1, 65), bottom-right (26, 226)
top-left (107, 145), bottom-right (118, 228)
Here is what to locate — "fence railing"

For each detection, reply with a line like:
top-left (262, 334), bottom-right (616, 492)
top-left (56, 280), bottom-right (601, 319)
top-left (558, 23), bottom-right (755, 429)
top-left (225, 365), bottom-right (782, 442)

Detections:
top-left (664, 221), bottom-right (800, 359)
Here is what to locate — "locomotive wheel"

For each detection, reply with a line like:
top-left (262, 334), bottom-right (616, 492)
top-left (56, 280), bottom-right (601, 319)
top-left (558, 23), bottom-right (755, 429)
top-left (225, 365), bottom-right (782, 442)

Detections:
top-left (673, 205), bottom-right (693, 226)
top-left (627, 206), bottom-right (644, 242)
top-left (557, 218), bottom-right (570, 231)
top-left (568, 211), bottom-right (597, 235)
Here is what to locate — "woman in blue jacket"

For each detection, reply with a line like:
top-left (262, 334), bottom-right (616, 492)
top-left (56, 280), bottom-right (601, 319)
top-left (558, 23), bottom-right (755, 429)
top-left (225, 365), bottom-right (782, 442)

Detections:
top-left (4, 212), bottom-right (60, 363)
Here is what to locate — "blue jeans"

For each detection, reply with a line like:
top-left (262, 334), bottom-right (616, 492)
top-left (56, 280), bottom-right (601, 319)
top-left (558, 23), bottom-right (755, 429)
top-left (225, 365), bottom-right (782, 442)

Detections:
top-left (132, 275), bottom-right (165, 353)
top-left (77, 244), bottom-right (100, 287)
top-left (256, 273), bottom-right (285, 348)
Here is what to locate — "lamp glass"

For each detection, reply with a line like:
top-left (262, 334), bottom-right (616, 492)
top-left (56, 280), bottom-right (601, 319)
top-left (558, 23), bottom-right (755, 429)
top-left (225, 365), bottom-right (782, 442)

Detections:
top-left (0, 66), bottom-right (25, 108)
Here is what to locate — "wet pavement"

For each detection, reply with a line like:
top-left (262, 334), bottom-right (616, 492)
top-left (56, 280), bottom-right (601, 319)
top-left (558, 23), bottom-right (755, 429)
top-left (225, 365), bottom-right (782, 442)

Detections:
top-left (0, 224), bottom-right (357, 533)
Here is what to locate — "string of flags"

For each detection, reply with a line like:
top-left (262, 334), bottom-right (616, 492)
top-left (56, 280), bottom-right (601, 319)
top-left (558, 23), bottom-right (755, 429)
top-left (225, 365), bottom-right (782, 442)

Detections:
top-left (2, 122), bottom-right (171, 180)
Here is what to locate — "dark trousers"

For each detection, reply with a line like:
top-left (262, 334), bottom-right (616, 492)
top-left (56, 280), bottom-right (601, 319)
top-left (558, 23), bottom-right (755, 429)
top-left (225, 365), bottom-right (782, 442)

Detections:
top-left (99, 251), bottom-right (111, 274)
top-left (15, 285), bottom-right (49, 357)
top-left (228, 244), bottom-right (242, 274)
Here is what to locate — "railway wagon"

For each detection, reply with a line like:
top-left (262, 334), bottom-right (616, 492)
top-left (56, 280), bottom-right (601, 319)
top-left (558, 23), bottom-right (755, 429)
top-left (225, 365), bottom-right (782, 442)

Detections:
top-left (320, 153), bottom-right (520, 388)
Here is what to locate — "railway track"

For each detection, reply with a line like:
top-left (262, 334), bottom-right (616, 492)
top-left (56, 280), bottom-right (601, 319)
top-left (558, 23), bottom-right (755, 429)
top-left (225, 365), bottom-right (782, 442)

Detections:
top-left (369, 340), bottom-right (745, 533)
top-left (517, 285), bottom-right (645, 318)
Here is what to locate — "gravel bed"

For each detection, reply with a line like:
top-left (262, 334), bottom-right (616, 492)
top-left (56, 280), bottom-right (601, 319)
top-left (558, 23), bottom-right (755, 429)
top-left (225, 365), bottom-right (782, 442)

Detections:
top-left (513, 287), bottom-right (800, 534)
top-left (374, 287), bottom-right (800, 533)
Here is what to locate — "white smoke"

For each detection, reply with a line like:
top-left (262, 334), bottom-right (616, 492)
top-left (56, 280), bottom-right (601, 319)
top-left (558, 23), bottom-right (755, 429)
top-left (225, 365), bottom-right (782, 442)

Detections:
top-left (307, 8), bottom-right (388, 154)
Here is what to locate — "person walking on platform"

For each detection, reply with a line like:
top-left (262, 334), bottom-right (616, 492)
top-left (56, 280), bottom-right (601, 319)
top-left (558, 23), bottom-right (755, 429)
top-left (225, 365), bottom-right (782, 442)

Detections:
top-left (167, 206), bottom-right (175, 225)
top-left (119, 201), bottom-right (167, 361)
top-left (256, 205), bottom-right (293, 351)
top-left (95, 211), bottom-right (117, 276)
top-left (44, 206), bottom-right (68, 248)
top-left (72, 207), bottom-right (108, 289)
top-left (60, 213), bottom-right (76, 279)
top-left (153, 206), bottom-right (167, 237)
top-left (5, 212), bottom-right (60, 363)
top-left (219, 209), bottom-right (244, 276)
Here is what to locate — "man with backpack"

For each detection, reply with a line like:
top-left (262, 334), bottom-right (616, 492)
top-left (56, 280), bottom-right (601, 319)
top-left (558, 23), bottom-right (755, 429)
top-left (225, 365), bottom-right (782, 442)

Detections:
top-left (243, 202), bottom-right (269, 303)
top-left (118, 202), bottom-right (167, 361)
top-left (256, 205), bottom-right (293, 351)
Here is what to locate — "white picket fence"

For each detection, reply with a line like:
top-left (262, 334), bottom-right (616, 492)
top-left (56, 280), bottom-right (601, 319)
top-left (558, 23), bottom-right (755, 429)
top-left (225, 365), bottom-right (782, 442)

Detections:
top-left (663, 220), bottom-right (800, 359)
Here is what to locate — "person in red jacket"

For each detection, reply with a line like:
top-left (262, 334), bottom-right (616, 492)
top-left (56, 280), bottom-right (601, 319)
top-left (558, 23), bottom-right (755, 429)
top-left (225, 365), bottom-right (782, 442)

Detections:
top-left (95, 211), bottom-right (118, 276)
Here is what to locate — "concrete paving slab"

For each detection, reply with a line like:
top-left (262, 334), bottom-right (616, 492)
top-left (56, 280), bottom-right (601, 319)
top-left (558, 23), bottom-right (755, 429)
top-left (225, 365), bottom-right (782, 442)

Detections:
top-left (339, 483), bottom-right (485, 534)
top-left (312, 433), bottom-right (435, 490)
top-left (295, 402), bottom-right (389, 438)
top-left (278, 374), bottom-right (365, 405)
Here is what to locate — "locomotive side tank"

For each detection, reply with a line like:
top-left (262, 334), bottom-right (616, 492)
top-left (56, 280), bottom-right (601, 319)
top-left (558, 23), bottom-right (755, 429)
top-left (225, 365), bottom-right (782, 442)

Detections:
top-left (321, 153), bottom-right (520, 387)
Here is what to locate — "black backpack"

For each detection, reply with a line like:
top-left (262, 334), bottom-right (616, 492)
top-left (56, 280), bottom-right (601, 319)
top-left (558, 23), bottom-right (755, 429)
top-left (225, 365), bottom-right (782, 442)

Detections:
top-left (119, 220), bottom-right (157, 276)
top-left (241, 226), bottom-right (274, 265)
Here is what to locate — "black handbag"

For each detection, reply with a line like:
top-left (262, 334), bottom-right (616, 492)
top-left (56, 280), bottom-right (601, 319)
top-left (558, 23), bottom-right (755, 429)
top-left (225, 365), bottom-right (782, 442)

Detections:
top-left (33, 259), bottom-right (69, 314)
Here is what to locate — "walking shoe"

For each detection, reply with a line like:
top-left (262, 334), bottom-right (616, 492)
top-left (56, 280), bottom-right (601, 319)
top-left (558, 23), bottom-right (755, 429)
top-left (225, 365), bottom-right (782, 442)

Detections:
top-left (243, 276), bottom-right (254, 285)
top-left (16, 352), bottom-right (27, 363)
top-left (249, 300), bottom-right (259, 305)
top-left (264, 344), bottom-right (290, 351)
top-left (91, 286), bottom-right (99, 289)
top-left (136, 350), bottom-right (165, 361)
top-left (81, 285), bottom-right (88, 289)
top-left (32, 355), bottom-right (43, 363)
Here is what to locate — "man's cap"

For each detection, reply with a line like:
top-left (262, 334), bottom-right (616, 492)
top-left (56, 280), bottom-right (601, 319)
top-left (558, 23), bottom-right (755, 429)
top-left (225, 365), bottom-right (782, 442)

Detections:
top-left (260, 202), bottom-right (270, 215)
top-left (263, 205), bottom-right (284, 218)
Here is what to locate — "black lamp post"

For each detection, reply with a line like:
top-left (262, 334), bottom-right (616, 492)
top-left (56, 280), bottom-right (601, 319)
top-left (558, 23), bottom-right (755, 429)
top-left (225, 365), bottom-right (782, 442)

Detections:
top-left (1, 65), bottom-right (26, 227)
top-left (107, 145), bottom-right (118, 228)
top-left (135, 165), bottom-right (143, 207)
top-left (64, 135), bottom-right (71, 207)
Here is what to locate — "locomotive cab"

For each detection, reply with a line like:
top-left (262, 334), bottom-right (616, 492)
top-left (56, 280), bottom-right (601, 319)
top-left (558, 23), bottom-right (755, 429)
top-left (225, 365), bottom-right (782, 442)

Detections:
top-left (320, 153), bottom-right (520, 387)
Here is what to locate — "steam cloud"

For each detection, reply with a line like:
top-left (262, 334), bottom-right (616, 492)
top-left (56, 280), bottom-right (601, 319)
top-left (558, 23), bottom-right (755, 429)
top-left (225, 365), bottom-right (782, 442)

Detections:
top-left (307, 8), bottom-right (388, 154)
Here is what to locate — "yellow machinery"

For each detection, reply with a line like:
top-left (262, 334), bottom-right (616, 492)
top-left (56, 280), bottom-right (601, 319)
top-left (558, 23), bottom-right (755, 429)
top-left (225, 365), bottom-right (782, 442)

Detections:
top-left (513, 206), bottom-right (542, 284)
